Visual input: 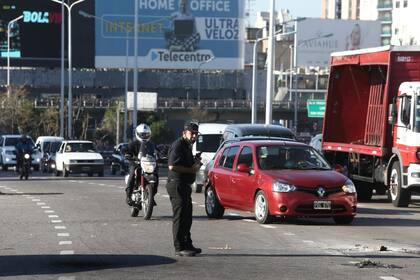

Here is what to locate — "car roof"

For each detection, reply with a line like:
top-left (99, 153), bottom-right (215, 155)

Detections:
top-left (224, 124), bottom-right (295, 138)
top-left (227, 139), bottom-right (309, 148)
top-left (63, 140), bottom-right (93, 144)
top-left (2, 134), bottom-right (26, 138)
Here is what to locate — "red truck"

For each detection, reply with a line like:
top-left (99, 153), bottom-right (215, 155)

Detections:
top-left (322, 46), bottom-right (420, 207)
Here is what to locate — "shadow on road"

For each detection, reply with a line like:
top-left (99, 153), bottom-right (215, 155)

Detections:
top-left (0, 254), bottom-right (176, 277)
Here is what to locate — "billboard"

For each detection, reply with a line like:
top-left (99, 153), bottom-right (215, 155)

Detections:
top-left (0, 0), bottom-right (94, 68)
top-left (95, 0), bottom-right (245, 70)
top-left (296, 18), bottom-right (381, 68)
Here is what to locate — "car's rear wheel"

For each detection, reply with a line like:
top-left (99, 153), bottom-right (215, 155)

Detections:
top-left (333, 215), bottom-right (354, 225)
top-left (254, 190), bottom-right (273, 224)
top-left (205, 185), bottom-right (224, 218)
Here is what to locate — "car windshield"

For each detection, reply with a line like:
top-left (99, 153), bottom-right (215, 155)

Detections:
top-left (415, 94), bottom-right (420, 133)
top-left (5, 137), bottom-right (34, 147)
top-left (256, 145), bottom-right (331, 170)
top-left (196, 134), bottom-right (223, 153)
top-left (43, 141), bottom-right (62, 153)
top-left (65, 143), bottom-right (96, 153)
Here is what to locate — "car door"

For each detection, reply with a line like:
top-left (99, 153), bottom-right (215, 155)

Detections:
top-left (55, 143), bottom-right (65, 171)
top-left (212, 146), bottom-right (239, 207)
top-left (230, 146), bottom-right (257, 210)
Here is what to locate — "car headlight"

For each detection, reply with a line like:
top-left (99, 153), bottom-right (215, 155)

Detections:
top-left (342, 179), bottom-right (356, 193)
top-left (272, 181), bottom-right (296, 193)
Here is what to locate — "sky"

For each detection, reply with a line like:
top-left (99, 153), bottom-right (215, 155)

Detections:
top-left (253, 0), bottom-right (321, 18)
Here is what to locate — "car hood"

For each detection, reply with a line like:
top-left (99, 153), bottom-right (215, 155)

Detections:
top-left (263, 170), bottom-right (347, 188)
top-left (65, 153), bottom-right (103, 160)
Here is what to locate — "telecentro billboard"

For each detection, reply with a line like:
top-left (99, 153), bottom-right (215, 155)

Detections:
top-left (95, 0), bottom-right (245, 70)
top-left (296, 18), bottom-right (381, 68)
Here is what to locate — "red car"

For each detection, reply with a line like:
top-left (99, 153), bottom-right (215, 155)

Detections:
top-left (205, 140), bottom-right (357, 224)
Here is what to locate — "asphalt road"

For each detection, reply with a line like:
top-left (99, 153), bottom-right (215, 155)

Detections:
top-left (1, 170), bottom-right (420, 280)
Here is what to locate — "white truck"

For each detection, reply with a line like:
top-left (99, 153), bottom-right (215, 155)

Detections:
top-left (55, 140), bottom-right (104, 177)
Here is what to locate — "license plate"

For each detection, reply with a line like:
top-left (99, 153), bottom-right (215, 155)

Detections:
top-left (313, 200), bottom-right (331, 210)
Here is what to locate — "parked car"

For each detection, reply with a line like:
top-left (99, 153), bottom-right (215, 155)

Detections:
top-left (110, 143), bottom-right (129, 175)
top-left (0, 134), bottom-right (42, 171)
top-left (205, 139), bottom-right (357, 224)
top-left (192, 123), bottom-right (228, 193)
top-left (55, 140), bottom-right (104, 177)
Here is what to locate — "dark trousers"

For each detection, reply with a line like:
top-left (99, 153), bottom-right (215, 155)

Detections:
top-left (166, 179), bottom-right (193, 251)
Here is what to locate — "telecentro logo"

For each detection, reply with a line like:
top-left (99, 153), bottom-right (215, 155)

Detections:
top-left (23, 11), bottom-right (62, 24)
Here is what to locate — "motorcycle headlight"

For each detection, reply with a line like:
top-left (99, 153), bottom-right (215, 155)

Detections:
top-left (24, 154), bottom-right (30, 159)
top-left (342, 179), bottom-right (356, 193)
top-left (51, 163), bottom-right (56, 169)
top-left (272, 181), bottom-right (296, 193)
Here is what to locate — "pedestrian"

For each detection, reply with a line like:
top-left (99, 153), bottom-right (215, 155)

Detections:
top-left (166, 122), bottom-right (202, 257)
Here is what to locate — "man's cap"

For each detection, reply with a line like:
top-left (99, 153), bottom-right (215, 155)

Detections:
top-left (184, 122), bottom-right (199, 133)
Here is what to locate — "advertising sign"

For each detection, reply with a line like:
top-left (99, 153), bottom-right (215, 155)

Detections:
top-left (0, 0), bottom-right (94, 67)
top-left (127, 91), bottom-right (158, 111)
top-left (296, 18), bottom-right (381, 68)
top-left (95, 0), bottom-right (245, 70)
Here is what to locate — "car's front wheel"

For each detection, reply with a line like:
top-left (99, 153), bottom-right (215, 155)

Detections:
top-left (205, 185), bottom-right (224, 218)
top-left (254, 190), bottom-right (273, 224)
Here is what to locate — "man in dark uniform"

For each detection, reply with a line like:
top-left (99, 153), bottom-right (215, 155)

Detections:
top-left (166, 122), bottom-right (202, 257)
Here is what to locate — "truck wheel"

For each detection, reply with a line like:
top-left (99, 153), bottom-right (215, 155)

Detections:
top-left (389, 161), bottom-right (410, 207)
top-left (355, 181), bottom-right (373, 201)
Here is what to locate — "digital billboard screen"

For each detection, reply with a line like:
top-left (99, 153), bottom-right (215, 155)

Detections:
top-left (0, 0), bottom-right (94, 68)
top-left (95, 0), bottom-right (245, 70)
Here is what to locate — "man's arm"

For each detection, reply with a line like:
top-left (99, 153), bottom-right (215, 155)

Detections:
top-left (169, 164), bottom-right (200, 174)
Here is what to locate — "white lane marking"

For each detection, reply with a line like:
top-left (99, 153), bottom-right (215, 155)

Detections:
top-left (45, 210), bottom-right (55, 213)
top-left (59, 241), bottom-right (73, 245)
top-left (118, 187), bottom-right (125, 189)
top-left (32, 199), bottom-right (41, 202)
top-left (192, 201), bottom-right (198, 205)
top-left (303, 240), bottom-right (315, 244)
top-left (99, 184), bottom-right (106, 186)
top-left (11, 189), bottom-right (18, 192)
top-left (57, 233), bottom-right (70, 237)
top-left (48, 215), bottom-right (59, 218)
top-left (41, 206), bottom-right (51, 209)
top-left (16, 191), bottom-right (23, 194)
top-left (37, 202), bottom-right (46, 205)
top-left (88, 183), bottom-right (95, 185)
top-left (58, 276), bottom-right (76, 280)
top-left (199, 204), bottom-right (205, 207)
top-left (243, 219), bottom-right (256, 223)
top-left (227, 213), bottom-right (241, 216)
top-left (55, 226), bottom-right (67, 230)
top-left (261, 225), bottom-right (276, 229)
top-left (283, 232), bottom-right (296, 236)
top-left (162, 194), bottom-right (170, 198)
top-left (380, 277), bottom-right (401, 280)
top-left (51, 220), bottom-right (62, 223)
top-left (60, 250), bottom-right (74, 255)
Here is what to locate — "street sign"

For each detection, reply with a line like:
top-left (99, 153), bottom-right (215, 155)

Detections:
top-left (307, 99), bottom-right (325, 118)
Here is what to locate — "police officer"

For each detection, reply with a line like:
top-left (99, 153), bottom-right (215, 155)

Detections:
top-left (166, 122), bottom-right (202, 257)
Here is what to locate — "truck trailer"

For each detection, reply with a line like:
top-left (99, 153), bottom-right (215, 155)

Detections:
top-left (322, 46), bottom-right (420, 207)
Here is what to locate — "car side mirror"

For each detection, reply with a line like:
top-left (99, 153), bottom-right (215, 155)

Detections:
top-left (237, 163), bottom-right (251, 173)
top-left (388, 103), bottom-right (397, 125)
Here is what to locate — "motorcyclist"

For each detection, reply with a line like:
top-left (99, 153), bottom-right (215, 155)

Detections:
top-left (125, 124), bottom-right (159, 206)
top-left (15, 135), bottom-right (34, 173)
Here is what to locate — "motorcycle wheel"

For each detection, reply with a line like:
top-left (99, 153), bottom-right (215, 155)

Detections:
top-left (130, 207), bottom-right (140, 217)
top-left (142, 184), bottom-right (154, 220)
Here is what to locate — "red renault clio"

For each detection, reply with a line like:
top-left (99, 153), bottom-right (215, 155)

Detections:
top-left (205, 139), bottom-right (357, 224)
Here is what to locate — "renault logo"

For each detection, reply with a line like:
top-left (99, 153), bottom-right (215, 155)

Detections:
top-left (316, 187), bottom-right (326, 198)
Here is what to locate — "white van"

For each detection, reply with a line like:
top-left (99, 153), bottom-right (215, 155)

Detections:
top-left (192, 123), bottom-right (228, 192)
top-left (35, 136), bottom-right (64, 155)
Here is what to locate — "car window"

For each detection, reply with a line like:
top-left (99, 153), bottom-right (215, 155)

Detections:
top-left (0, 137), bottom-right (3, 146)
top-left (223, 146), bottom-right (239, 169)
top-left (5, 137), bottom-right (20, 146)
top-left (218, 147), bottom-right (230, 167)
top-left (65, 143), bottom-right (96, 153)
top-left (236, 146), bottom-right (253, 169)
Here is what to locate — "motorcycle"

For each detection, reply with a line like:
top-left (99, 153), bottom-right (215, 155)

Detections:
top-left (125, 154), bottom-right (157, 219)
top-left (42, 152), bottom-right (56, 173)
top-left (20, 152), bottom-right (32, 180)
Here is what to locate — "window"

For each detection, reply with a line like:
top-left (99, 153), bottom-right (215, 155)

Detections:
top-left (218, 147), bottom-right (230, 166)
top-left (396, 1), bottom-right (400, 8)
top-left (223, 147), bottom-right (239, 169)
top-left (395, 28), bottom-right (399, 35)
top-left (236, 146), bottom-right (253, 169)
top-left (403, 0), bottom-right (408, 7)
top-left (400, 96), bottom-right (412, 126)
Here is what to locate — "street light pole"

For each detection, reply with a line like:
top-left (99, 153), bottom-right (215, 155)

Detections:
top-left (197, 56), bottom-right (214, 103)
top-left (60, 1), bottom-right (65, 137)
top-left (265, 0), bottom-right (275, 125)
top-left (78, 10), bottom-right (130, 143)
top-left (51, 0), bottom-right (86, 139)
top-left (251, 28), bottom-right (264, 124)
top-left (133, 0), bottom-right (139, 138)
top-left (6, 15), bottom-right (23, 98)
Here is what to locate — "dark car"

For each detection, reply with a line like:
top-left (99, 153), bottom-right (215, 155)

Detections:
top-left (222, 124), bottom-right (296, 141)
top-left (205, 139), bottom-right (357, 225)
